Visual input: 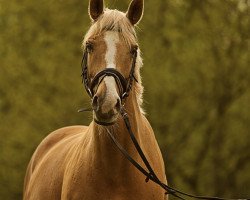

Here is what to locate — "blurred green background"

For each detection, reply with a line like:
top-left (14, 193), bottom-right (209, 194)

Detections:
top-left (0, 0), bottom-right (249, 199)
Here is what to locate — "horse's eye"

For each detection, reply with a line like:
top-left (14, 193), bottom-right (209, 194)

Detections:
top-left (130, 45), bottom-right (138, 56)
top-left (86, 42), bottom-right (93, 53)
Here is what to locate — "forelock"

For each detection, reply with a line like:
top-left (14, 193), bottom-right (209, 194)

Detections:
top-left (83, 9), bottom-right (137, 46)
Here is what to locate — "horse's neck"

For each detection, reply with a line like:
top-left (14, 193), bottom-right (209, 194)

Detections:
top-left (90, 90), bottom-right (143, 178)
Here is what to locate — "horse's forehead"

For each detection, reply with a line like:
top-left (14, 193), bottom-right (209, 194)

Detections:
top-left (104, 31), bottom-right (120, 45)
top-left (104, 32), bottom-right (120, 69)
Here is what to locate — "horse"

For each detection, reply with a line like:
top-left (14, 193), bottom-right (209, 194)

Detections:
top-left (23, 0), bottom-right (167, 199)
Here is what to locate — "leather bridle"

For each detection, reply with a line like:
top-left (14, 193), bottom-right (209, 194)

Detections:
top-left (80, 41), bottom-right (249, 200)
top-left (81, 42), bottom-right (138, 102)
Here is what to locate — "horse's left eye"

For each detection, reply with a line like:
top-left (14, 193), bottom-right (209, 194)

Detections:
top-left (130, 45), bottom-right (138, 56)
top-left (86, 42), bottom-right (93, 53)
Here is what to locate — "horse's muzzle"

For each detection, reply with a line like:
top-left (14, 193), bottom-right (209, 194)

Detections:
top-left (92, 93), bottom-right (121, 125)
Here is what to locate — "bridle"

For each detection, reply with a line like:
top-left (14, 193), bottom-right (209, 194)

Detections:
top-left (81, 42), bottom-right (138, 102)
top-left (80, 41), bottom-right (249, 200)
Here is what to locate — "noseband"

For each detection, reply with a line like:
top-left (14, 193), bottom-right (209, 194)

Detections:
top-left (81, 42), bottom-right (138, 102)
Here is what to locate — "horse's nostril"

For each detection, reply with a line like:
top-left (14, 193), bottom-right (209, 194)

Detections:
top-left (92, 95), bottom-right (99, 110)
top-left (115, 99), bottom-right (121, 111)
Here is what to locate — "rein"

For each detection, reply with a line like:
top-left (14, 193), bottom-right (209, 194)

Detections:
top-left (80, 45), bottom-right (249, 200)
top-left (107, 108), bottom-right (249, 200)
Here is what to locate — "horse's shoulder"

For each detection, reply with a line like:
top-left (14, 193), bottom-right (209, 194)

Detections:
top-left (46, 125), bottom-right (88, 142)
top-left (30, 125), bottom-right (88, 171)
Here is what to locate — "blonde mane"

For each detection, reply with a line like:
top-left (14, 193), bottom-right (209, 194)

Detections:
top-left (83, 9), bottom-right (145, 114)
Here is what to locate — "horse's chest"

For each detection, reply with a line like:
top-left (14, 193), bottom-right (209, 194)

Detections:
top-left (61, 188), bottom-right (161, 200)
top-left (61, 174), bottom-right (164, 200)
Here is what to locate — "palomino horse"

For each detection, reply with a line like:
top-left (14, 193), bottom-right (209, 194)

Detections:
top-left (23, 0), bottom-right (167, 199)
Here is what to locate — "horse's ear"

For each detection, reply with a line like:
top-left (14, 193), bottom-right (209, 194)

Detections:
top-left (89, 0), bottom-right (104, 21)
top-left (126, 0), bottom-right (144, 25)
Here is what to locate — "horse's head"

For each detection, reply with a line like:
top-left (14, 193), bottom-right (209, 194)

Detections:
top-left (83, 0), bottom-right (144, 125)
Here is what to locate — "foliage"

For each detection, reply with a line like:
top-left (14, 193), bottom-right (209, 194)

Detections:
top-left (0, 0), bottom-right (249, 199)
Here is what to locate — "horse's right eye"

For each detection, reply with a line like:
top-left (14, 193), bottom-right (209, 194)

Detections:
top-left (86, 42), bottom-right (93, 53)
